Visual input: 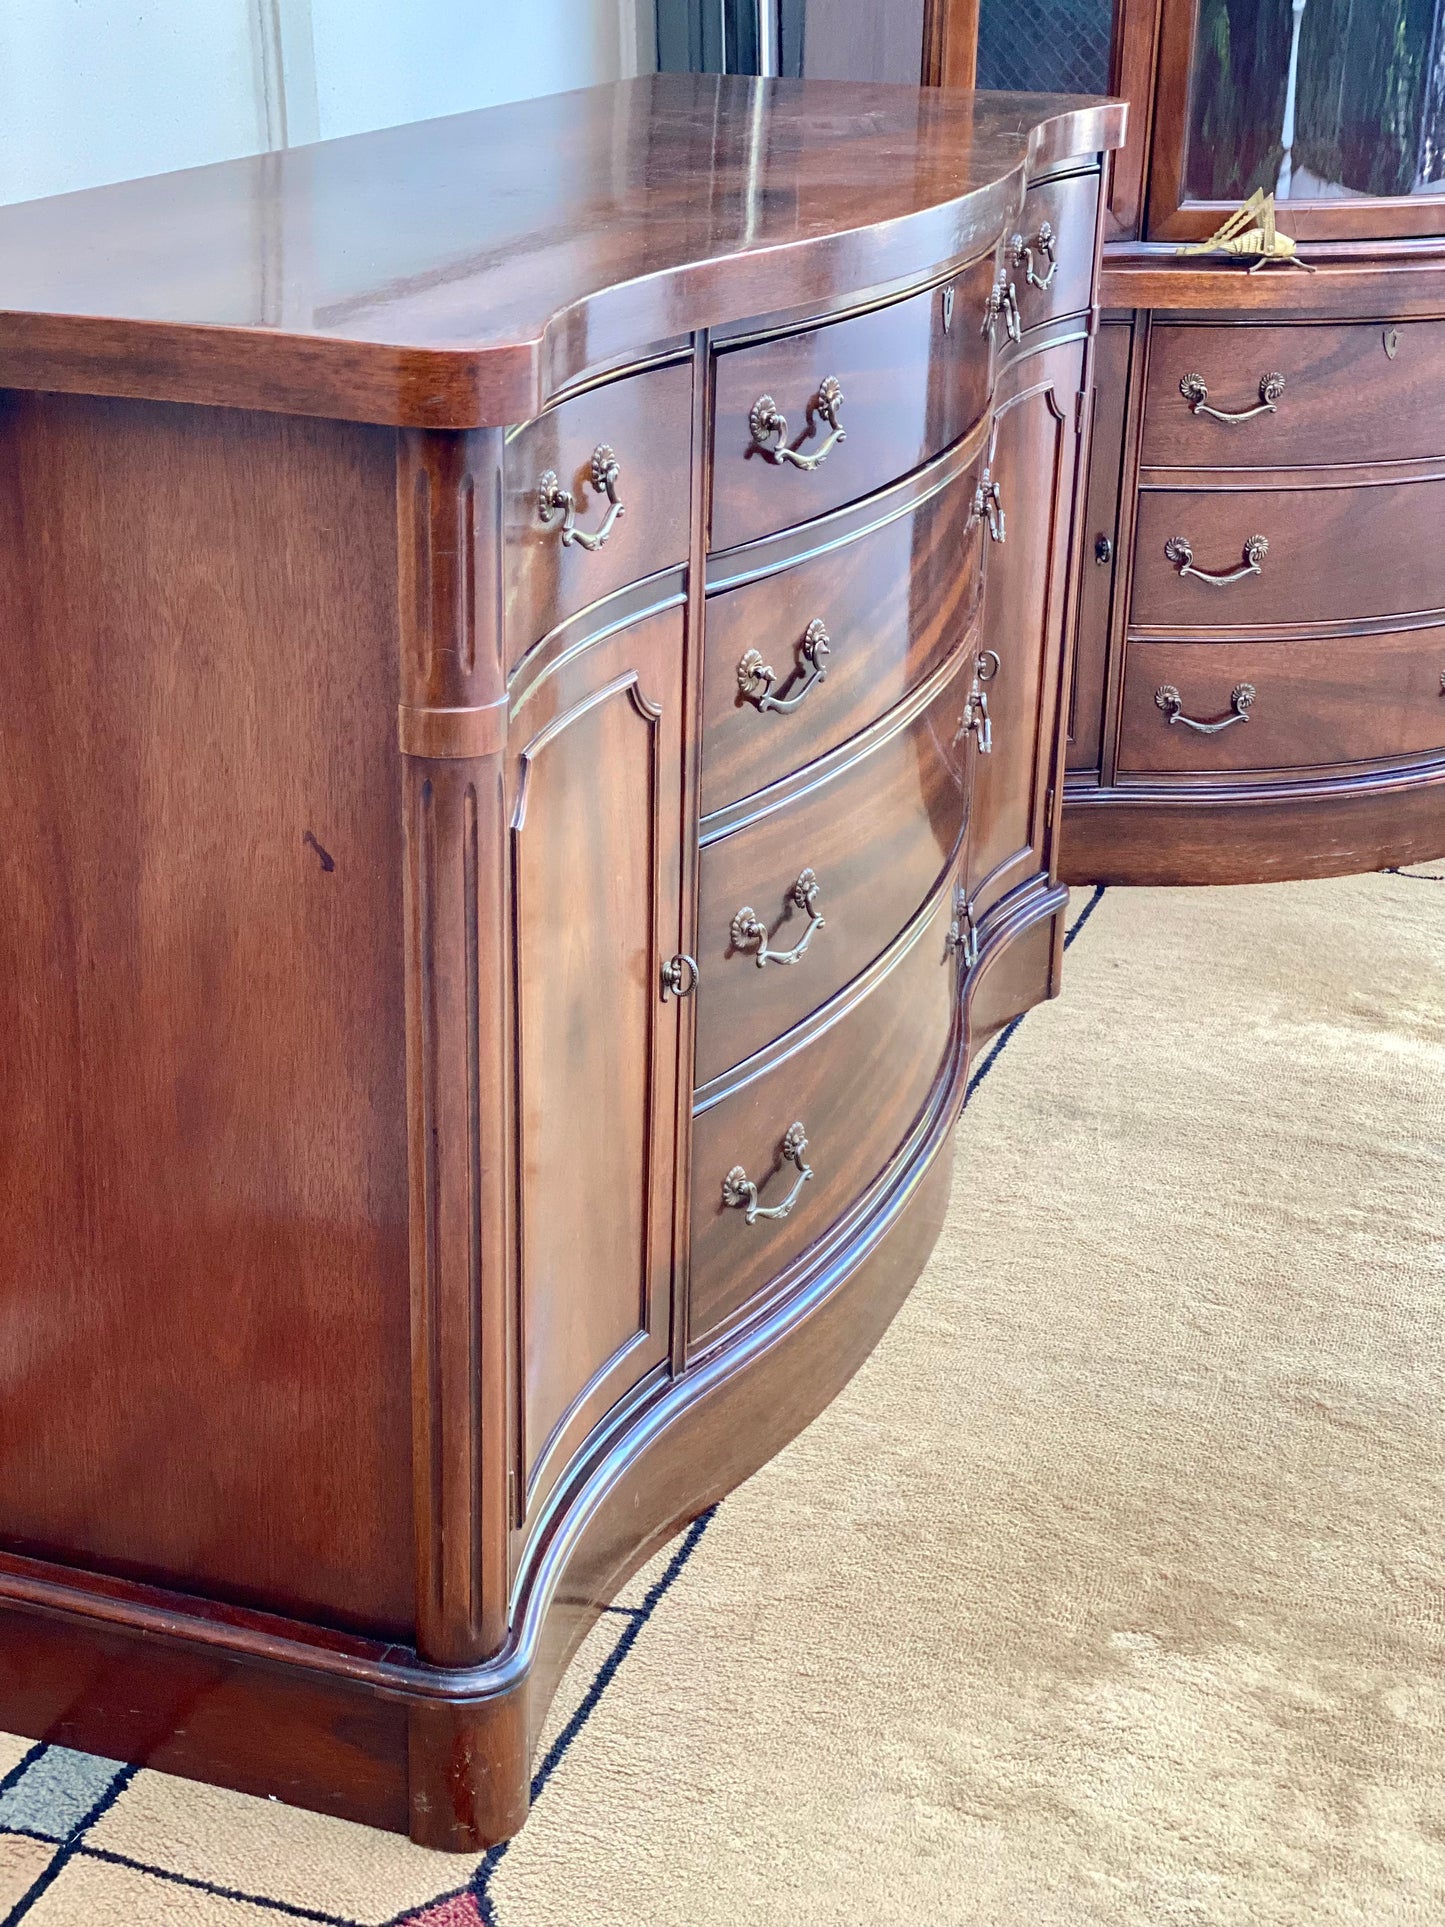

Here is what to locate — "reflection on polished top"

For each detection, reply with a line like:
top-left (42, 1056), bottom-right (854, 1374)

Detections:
top-left (0, 74), bottom-right (1125, 428)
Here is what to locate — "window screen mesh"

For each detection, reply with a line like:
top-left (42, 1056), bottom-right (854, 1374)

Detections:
top-left (976, 0), bottom-right (1114, 96)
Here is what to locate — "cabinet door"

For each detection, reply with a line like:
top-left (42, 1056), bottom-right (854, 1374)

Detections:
top-left (508, 606), bottom-right (686, 1529)
top-left (969, 335), bottom-right (1087, 916)
top-left (1067, 319), bottom-right (1131, 776)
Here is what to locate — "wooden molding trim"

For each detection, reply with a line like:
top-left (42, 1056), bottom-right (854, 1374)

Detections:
top-left (922, 0), bottom-right (979, 89)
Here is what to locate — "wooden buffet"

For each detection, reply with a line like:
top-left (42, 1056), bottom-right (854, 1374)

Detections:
top-left (0, 77), bottom-right (1126, 1848)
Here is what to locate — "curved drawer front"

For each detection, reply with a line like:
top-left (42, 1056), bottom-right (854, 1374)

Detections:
top-left (701, 448), bottom-right (986, 816)
top-left (503, 358), bottom-right (693, 668)
top-left (1142, 320), bottom-right (1445, 471)
top-left (689, 883), bottom-right (959, 1354)
top-left (695, 647), bottom-right (972, 1087)
top-left (1131, 476), bottom-right (1445, 632)
top-left (1002, 169), bottom-right (1100, 341)
top-left (709, 252), bottom-right (995, 553)
top-left (1118, 630), bottom-right (1445, 778)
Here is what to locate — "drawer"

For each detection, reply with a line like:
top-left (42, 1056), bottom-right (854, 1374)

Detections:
top-left (1002, 170), bottom-right (1101, 341)
top-left (1141, 320), bottom-right (1445, 471)
top-left (503, 358), bottom-right (693, 666)
top-left (689, 881), bottom-right (958, 1352)
top-left (1130, 476), bottom-right (1445, 632)
top-left (695, 646), bottom-right (971, 1087)
top-left (700, 446), bottom-right (986, 816)
top-left (709, 252), bottom-right (996, 553)
top-left (1117, 630), bottom-right (1445, 778)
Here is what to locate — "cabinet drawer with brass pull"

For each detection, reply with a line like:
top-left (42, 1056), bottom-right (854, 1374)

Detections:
top-left (688, 882), bottom-right (959, 1354)
top-left (709, 251), bottom-right (996, 552)
top-left (503, 357), bottom-right (693, 667)
top-left (993, 170), bottom-right (1099, 347)
top-left (1117, 630), bottom-right (1445, 778)
top-left (695, 647), bottom-right (973, 1085)
top-left (1131, 476), bottom-right (1445, 631)
top-left (701, 444), bottom-right (987, 815)
top-left (1141, 319), bottom-right (1445, 471)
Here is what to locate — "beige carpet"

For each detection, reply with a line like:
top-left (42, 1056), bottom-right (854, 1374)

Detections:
top-left (2, 866), bottom-right (1443, 1926)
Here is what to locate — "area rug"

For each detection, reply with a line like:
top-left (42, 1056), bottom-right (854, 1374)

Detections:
top-left (2, 865), bottom-right (1442, 1925)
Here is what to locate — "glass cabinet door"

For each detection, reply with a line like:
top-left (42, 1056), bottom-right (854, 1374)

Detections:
top-left (1152, 0), bottom-right (1445, 238)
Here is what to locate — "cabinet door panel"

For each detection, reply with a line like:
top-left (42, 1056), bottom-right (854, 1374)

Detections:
top-left (1068, 319), bottom-right (1131, 774)
top-left (509, 607), bottom-right (684, 1523)
top-left (970, 336), bottom-right (1086, 912)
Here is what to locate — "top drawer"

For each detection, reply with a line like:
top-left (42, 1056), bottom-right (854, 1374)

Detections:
top-left (504, 358), bottom-right (693, 668)
top-left (1141, 320), bottom-right (1445, 472)
top-left (709, 252), bottom-right (995, 553)
top-left (1000, 169), bottom-right (1101, 342)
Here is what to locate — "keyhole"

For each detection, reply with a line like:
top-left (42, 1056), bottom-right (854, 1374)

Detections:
top-left (1384, 326), bottom-right (1400, 360)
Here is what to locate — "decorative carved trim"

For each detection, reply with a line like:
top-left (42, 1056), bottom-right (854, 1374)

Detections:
top-left (398, 698), bottom-right (509, 759)
top-left (397, 428), bottom-right (511, 1669)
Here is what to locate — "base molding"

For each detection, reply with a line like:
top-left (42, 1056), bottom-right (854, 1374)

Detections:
top-left (1061, 766), bottom-right (1445, 887)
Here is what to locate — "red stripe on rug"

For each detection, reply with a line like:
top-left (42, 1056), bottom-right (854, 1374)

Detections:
top-left (398, 1892), bottom-right (484, 1925)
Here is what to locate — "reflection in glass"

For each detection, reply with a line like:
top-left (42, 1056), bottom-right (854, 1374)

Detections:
top-left (1185, 0), bottom-right (1445, 201)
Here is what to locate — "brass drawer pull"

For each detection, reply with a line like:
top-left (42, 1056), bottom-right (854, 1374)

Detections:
top-left (731, 869), bottom-right (825, 968)
top-left (1164, 533), bottom-right (1268, 587)
top-left (982, 273), bottom-right (1021, 346)
top-left (737, 619), bottom-right (830, 714)
top-left (537, 445), bottom-right (625, 551)
top-left (957, 648), bottom-right (1000, 755)
top-left (660, 953), bottom-right (698, 999)
top-left (1155, 681), bottom-right (1256, 734)
top-left (1180, 371), bottom-right (1284, 424)
top-left (748, 377), bottom-right (846, 470)
top-left (946, 884), bottom-right (979, 969)
top-left (722, 1122), bottom-right (813, 1224)
top-left (1011, 220), bottom-right (1058, 290)
top-left (971, 469), bottom-right (1005, 544)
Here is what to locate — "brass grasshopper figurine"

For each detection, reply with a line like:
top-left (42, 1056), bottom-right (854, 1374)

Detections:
top-left (1178, 188), bottom-right (1316, 272)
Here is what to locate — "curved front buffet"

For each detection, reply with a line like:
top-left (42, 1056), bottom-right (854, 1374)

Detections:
top-left (0, 76), bottom-right (1125, 1847)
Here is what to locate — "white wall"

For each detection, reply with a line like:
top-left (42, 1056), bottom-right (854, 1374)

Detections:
top-left (0, 0), bottom-right (647, 207)
top-left (310, 0), bottom-right (626, 141)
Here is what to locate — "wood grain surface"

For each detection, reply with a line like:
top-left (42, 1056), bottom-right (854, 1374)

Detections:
top-left (1141, 320), bottom-right (1445, 471)
top-left (700, 432), bottom-right (986, 817)
top-left (0, 391), bottom-right (413, 1636)
top-left (696, 648), bottom-right (972, 1086)
top-left (971, 335), bottom-right (1088, 912)
top-left (0, 76), bottom-right (1126, 428)
top-left (709, 252), bottom-right (996, 550)
top-left (503, 359), bottom-right (694, 667)
top-left (1007, 170), bottom-right (1102, 337)
top-left (1116, 630), bottom-right (1445, 777)
top-left (689, 884), bottom-right (959, 1351)
top-left (1131, 475), bottom-right (1445, 632)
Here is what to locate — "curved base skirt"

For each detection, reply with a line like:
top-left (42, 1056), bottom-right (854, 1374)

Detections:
top-left (1061, 766), bottom-right (1445, 887)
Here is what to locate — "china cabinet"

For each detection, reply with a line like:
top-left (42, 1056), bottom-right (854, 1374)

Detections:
top-left (974, 0), bottom-right (1445, 881)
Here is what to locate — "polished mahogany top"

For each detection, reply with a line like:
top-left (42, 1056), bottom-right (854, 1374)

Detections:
top-left (0, 75), bottom-right (1124, 428)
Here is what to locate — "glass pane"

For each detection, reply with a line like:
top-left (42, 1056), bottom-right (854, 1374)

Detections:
top-left (1185, 0), bottom-right (1445, 202)
top-left (976, 0), bottom-right (1114, 95)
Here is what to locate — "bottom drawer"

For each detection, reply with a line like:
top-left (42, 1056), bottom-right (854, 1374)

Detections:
top-left (1117, 630), bottom-right (1445, 779)
top-left (688, 880), bottom-right (959, 1354)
